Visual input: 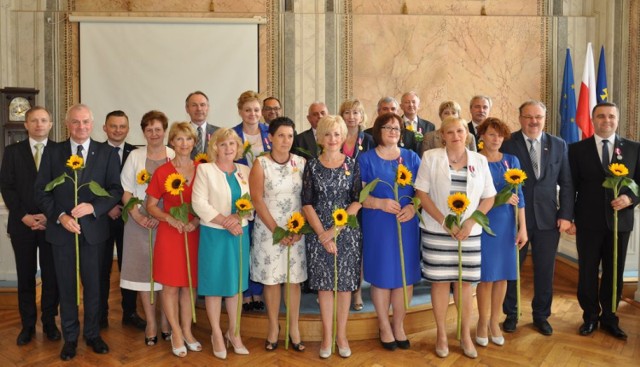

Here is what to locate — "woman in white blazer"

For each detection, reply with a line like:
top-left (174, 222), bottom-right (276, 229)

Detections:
top-left (414, 116), bottom-right (496, 359)
top-left (192, 128), bottom-right (252, 360)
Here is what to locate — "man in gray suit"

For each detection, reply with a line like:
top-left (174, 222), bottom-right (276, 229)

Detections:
top-left (186, 91), bottom-right (219, 159)
top-left (500, 100), bottom-right (574, 336)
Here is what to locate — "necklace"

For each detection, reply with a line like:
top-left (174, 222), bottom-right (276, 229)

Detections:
top-left (270, 152), bottom-right (290, 165)
top-left (446, 149), bottom-right (466, 163)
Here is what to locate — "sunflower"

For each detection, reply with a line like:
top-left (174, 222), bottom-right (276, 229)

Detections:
top-left (396, 164), bottom-right (413, 186)
top-left (287, 212), bottom-right (305, 234)
top-left (447, 192), bottom-right (470, 216)
top-left (66, 155), bottom-right (84, 170)
top-left (504, 168), bottom-right (527, 185)
top-left (235, 198), bottom-right (253, 212)
top-left (609, 163), bottom-right (629, 177)
top-left (193, 152), bottom-right (209, 164)
top-left (477, 141), bottom-right (484, 151)
top-left (333, 208), bottom-right (348, 227)
top-left (164, 173), bottom-right (186, 195)
top-left (136, 169), bottom-right (150, 185)
top-left (405, 124), bottom-right (414, 132)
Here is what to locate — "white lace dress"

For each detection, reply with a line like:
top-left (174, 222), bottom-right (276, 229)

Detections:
top-left (250, 154), bottom-right (307, 285)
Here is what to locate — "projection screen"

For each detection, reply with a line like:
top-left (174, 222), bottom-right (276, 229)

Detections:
top-left (76, 17), bottom-right (260, 145)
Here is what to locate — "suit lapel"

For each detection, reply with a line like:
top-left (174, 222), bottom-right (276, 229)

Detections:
top-left (19, 140), bottom-right (38, 174)
top-left (513, 131), bottom-right (536, 181)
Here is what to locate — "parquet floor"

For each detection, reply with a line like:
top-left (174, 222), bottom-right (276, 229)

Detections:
top-left (0, 259), bottom-right (637, 366)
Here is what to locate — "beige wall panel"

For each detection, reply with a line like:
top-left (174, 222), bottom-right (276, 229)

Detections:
top-left (352, 0), bottom-right (539, 16)
top-left (351, 15), bottom-right (545, 131)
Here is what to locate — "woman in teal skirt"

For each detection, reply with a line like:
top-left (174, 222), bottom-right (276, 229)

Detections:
top-left (192, 128), bottom-right (252, 360)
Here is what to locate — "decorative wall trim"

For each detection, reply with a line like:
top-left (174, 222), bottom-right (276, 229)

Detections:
top-left (626, 0), bottom-right (639, 139)
top-left (266, 0), bottom-right (279, 98)
top-left (339, 0), bottom-right (352, 102)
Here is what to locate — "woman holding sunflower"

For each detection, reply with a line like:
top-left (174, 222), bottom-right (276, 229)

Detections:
top-left (475, 118), bottom-right (527, 347)
top-left (248, 117), bottom-right (307, 351)
top-left (301, 115), bottom-right (362, 359)
top-left (414, 116), bottom-right (495, 359)
top-left (146, 122), bottom-right (200, 358)
top-left (192, 128), bottom-right (252, 359)
top-left (358, 112), bottom-right (421, 350)
top-left (120, 110), bottom-right (175, 346)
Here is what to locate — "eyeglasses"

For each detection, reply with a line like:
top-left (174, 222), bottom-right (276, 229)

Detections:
top-left (263, 107), bottom-right (281, 112)
top-left (520, 115), bottom-right (545, 121)
top-left (381, 126), bottom-right (401, 133)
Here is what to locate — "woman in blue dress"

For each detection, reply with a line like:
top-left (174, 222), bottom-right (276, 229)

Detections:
top-left (475, 118), bottom-right (527, 347)
top-left (358, 113), bottom-right (421, 350)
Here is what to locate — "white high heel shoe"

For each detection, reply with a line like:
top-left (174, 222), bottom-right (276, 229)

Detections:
top-left (225, 331), bottom-right (249, 355)
top-left (211, 335), bottom-right (226, 360)
top-left (183, 337), bottom-right (202, 352)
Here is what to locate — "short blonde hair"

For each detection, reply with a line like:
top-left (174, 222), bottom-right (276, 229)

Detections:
top-left (237, 90), bottom-right (261, 110)
top-left (316, 115), bottom-right (347, 146)
top-left (207, 128), bottom-right (243, 162)
top-left (438, 101), bottom-right (462, 120)
top-left (439, 116), bottom-right (473, 146)
top-left (168, 121), bottom-right (196, 143)
top-left (339, 99), bottom-right (368, 128)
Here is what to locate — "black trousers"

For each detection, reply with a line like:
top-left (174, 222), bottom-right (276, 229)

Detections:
top-left (52, 237), bottom-right (104, 341)
top-left (576, 228), bottom-right (630, 326)
top-left (10, 230), bottom-right (59, 328)
top-left (503, 228), bottom-right (560, 322)
top-left (100, 218), bottom-right (137, 320)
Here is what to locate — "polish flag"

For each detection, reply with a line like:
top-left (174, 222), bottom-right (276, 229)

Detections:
top-left (576, 43), bottom-right (596, 139)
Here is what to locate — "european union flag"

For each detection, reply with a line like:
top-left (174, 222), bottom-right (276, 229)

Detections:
top-left (560, 49), bottom-right (579, 144)
top-left (596, 45), bottom-right (608, 103)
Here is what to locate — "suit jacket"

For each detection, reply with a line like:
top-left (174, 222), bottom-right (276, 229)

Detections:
top-left (501, 131), bottom-right (574, 230)
top-left (467, 121), bottom-right (475, 141)
top-left (1, 139), bottom-right (51, 237)
top-left (34, 139), bottom-right (123, 246)
top-left (416, 116), bottom-right (436, 135)
top-left (189, 123), bottom-right (219, 159)
top-left (569, 135), bottom-right (640, 232)
top-left (294, 128), bottom-right (318, 160)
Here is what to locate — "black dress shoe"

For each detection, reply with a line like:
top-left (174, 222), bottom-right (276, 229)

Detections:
top-left (503, 316), bottom-right (517, 333)
top-left (396, 339), bottom-right (410, 350)
top-left (16, 326), bottom-right (35, 346)
top-left (533, 320), bottom-right (553, 336)
top-left (60, 341), bottom-right (77, 361)
top-left (600, 323), bottom-right (628, 340)
top-left (43, 323), bottom-right (62, 341)
top-left (86, 336), bottom-right (110, 354)
top-left (251, 300), bottom-right (265, 311)
top-left (122, 313), bottom-right (147, 331)
top-left (242, 302), bottom-right (253, 312)
top-left (579, 321), bottom-right (598, 336)
top-left (379, 331), bottom-right (397, 351)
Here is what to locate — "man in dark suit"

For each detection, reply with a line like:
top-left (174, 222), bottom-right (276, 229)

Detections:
top-left (35, 104), bottom-right (123, 361)
top-left (363, 96), bottom-right (417, 151)
top-left (186, 91), bottom-right (219, 159)
top-left (262, 96), bottom-right (282, 125)
top-left (400, 91), bottom-right (435, 153)
top-left (500, 100), bottom-right (574, 335)
top-left (294, 101), bottom-right (328, 159)
top-left (98, 110), bottom-right (145, 330)
top-left (467, 95), bottom-right (492, 142)
top-left (1, 106), bottom-right (61, 346)
top-left (568, 102), bottom-right (639, 340)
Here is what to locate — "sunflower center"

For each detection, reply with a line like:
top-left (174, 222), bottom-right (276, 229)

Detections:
top-left (291, 220), bottom-right (299, 228)
top-left (171, 180), bottom-right (181, 189)
top-left (453, 200), bottom-right (465, 209)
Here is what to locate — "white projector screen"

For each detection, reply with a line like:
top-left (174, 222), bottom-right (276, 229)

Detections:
top-left (79, 19), bottom-right (259, 145)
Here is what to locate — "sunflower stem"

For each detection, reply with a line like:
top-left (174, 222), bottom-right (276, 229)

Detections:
top-left (394, 183), bottom-right (409, 310)
top-left (149, 228), bottom-right (154, 305)
top-left (515, 186), bottom-right (521, 320)
top-left (179, 193), bottom-right (196, 324)
top-left (332, 229), bottom-right (338, 355)
top-left (74, 171), bottom-right (80, 306)
top-left (285, 244), bottom-right (291, 350)
top-left (236, 230), bottom-right (243, 336)
top-left (612, 183), bottom-right (619, 312)
top-left (456, 216), bottom-right (462, 341)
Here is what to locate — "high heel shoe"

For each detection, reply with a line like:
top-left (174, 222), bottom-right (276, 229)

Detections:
top-left (461, 340), bottom-right (478, 359)
top-left (435, 346), bottom-right (449, 358)
top-left (490, 327), bottom-right (505, 346)
top-left (289, 336), bottom-right (305, 352)
top-left (161, 331), bottom-right (171, 341)
top-left (379, 330), bottom-right (397, 351)
top-left (183, 337), bottom-right (202, 352)
top-left (475, 332), bottom-right (489, 347)
top-left (145, 335), bottom-right (158, 346)
top-left (225, 331), bottom-right (249, 355)
top-left (319, 347), bottom-right (331, 359)
top-left (169, 336), bottom-right (187, 358)
top-left (338, 345), bottom-right (352, 358)
top-left (211, 335), bottom-right (226, 360)
top-left (396, 339), bottom-right (410, 350)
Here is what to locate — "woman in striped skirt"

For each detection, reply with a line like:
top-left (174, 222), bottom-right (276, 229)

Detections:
top-left (414, 116), bottom-right (496, 359)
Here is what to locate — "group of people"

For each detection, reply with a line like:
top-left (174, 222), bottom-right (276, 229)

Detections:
top-left (1, 89), bottom-right (636, 362)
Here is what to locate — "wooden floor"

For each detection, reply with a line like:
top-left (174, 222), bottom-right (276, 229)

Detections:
top-left (0, 259), bottom-right (638, 367)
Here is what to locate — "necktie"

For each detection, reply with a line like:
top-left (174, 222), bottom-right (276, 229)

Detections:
top-left (115, 146), bottom-right (122, 164)
top-left (76, 144), bottom-right (84, 158)
top-left (602, 140), bottom-right (610, 170)
top-left (34, 143), bottom-right (43, 171)
top-left (196, 126), bottom-right (203, 154)
top-left (528, 138), bottom-right (539, 178)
